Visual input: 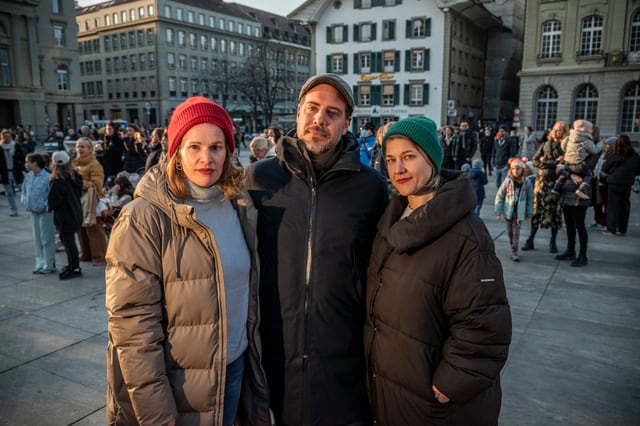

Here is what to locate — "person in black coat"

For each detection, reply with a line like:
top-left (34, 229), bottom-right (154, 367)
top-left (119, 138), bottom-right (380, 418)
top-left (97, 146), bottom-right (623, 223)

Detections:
top-left (0, 129), bottom-right (26, 216)
top-left (479, 125), bottom-right (495, 175)
top-left (48, 151), bottom-right (83, 280)
top-left (365, 117), bottom-right (511, 425)
top-left (601, 134), bottom-right (640, 236)
top-left (144, 127), bottom-right (166, 172)
top-left (245, 74), bottom-right (389, 426)
top-left (97, 121), bottom-right (124, 181)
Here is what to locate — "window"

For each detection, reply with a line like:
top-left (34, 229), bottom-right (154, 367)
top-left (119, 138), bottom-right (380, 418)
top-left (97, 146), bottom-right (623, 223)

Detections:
top-left (412, 50), bottom-right (423, 70)
top-left (95, 18), bottom-right (100, 28)
top-left (176, 8), bottom-right (183, 21)
top-left (409, 83), bottom-right (424, 105)
top-left (164, 5), bottom-right (171, 18)
top-left (200, 35), bottom-right (207, 50)
top-left (105, 58), bottom-right (112, 73)
top-left (129, 31), bottom-right (135, 47)
top-left (621, 81), bottom-right (640, 132)
top-left (331, 54), bottom-right (343, 73)
top-left (574, 84), bottom-right (598, 123)
top-left (113, 57), bottom-right (120, 73)
top-left (97, 81), bottom-right (103, 96)
top-left (52, 0), bottom-right (61, 14)
top-left (359, 23), bottom-right (372, 42)
top-left (211, 59), bottom-right (218, 72)
top-left (178, 31), bottom-right (185, 47)
top-left (630, 12), bottom-right (640, 52)
top-left (169, 76), bottom-right (176, 97)
top-left (189, 33), bottom-right (196, 49)
top-left (239, 42), bottom-right (245, 56)
top-left (329, 25), bottom-right (345, 43)
top-left (228, 20), bottom-right (234, 32)
top-left (219, 18), bottom-right (225, 30)
top-left (53, 25), bottom-right (65, 47)
top-left (211, 37), bottom-right (217, 51)
top-left (121, 11), bottom-right (126, 23)
top-left (579, 15), bottom-right (603, 56)
top-left (150, 76), bottom-right (156, 96)
top-left (139, 7), bottom-right (144, 18)
top-left (535, 85), bottom-right (558, 131)
top-left (167, 52), bottom-right (175, 69)
top-left (113, 13), bottom-right (118, 25)
top-left (384, 50), bottom-right (395, 72)
top-left (411, 18), bottom-right (424, 37)
top-left (120, 34), bottom-right (126, 49)
top-left (220, 39), bottom-right (226, 53)
top-left (147, 29), bottom-right (154, 44)
top-left (360, 53), bottom-right (371, 73)
top-left (238, 23), bottom-right (243, 34)
top-left (198, 13), bottom-right (205, 26)
top-left (190, 56), bottom-right (197, 71)
top-left (0, 48), bottom-right (10, 86)
top-left (187, 11), bottom-right (194, 23)
top-left (130, 9), bottom-right (135, 21)
top-left (191, 79), bottom-right (198, 95)
top-left (209, 16), bottom-right (215, 28)
top-left (540, 20), bottom-right (562, 59)
top-left (56, 65), bottom-right (68, 91)
top-left (148, 5), bottom-right (154, 16)
top-left (95, 59), bottom-right (101, 74)
top-left (112, 34), bottom-right (118, 50)
top-left (104, 35), bottom-right (111, 51)
top-left (382, 20), bottom-right (395, 41)
top-left (137, 30), bottom-right (144, 46)
top-left (148, 52), bottom-right (155, 68)
top-left (359, 85), bottom-right (371, 106)
top-left (201, 58), bottom-right (208, 72)
top-left (382, 84), bottom-right (394, 105)
top-left (180, 78), bottom-right (188, 97)
top-left (178, 54), bottom-right (186, 70)
top-left (105, 14), bottom-right (110, 26)
top-left (139, 53), bottom-right (145, 69)
top-left (230, 40), bottom-right (237, 55)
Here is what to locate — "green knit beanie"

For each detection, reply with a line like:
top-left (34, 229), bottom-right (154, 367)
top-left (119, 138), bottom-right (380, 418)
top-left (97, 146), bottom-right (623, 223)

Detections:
top-left (381, 116), bottom-right (443, 173)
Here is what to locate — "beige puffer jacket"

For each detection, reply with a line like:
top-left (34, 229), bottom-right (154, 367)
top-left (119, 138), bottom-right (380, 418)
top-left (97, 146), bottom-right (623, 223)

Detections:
top-left (105, 166), bottom-right (270, 425)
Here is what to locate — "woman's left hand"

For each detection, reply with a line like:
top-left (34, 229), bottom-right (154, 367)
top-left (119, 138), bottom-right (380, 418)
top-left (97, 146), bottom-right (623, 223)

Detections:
top-left (432, 384), bottom-right (450, 404)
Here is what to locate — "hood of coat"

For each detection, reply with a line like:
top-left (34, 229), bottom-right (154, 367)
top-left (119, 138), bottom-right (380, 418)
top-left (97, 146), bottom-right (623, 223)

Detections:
top-left (380, 176), bottom-right (477, 254)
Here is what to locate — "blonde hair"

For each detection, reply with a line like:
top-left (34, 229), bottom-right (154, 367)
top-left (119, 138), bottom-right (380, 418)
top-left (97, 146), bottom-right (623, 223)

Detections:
top-left (376, 122), bottom-right (395, 145)
top-left (76, 136), bottom-right (94, 151)
top-left (250, 136), bottom-right (270, 151)
top-left (165, 143), bottom-right (245, 200)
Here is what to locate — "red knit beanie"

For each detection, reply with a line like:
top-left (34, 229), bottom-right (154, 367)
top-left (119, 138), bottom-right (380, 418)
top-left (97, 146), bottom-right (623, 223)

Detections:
top-left (167, 96), bottom-right (235, 158)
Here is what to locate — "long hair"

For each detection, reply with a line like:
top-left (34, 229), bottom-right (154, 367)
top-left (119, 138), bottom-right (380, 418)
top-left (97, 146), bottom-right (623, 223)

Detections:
top-left (165, 145), bottom-right (245, 200)
top-left (50, 161), bottom-right (79, 182)
top-left (549, 121), bottom-right (569, 142)
top-left (614, 134), bottom-right (634, 156)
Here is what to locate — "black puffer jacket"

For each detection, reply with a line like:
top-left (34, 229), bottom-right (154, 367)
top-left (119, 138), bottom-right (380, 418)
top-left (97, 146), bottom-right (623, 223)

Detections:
top-left (48, 171), bottom-right (83, 232)
top-left (365, 176), bottom-right (511, 426)
top-left (602, 150), bottom-right (640, 186)
top-left (245, 132), bottom-right (389, 426)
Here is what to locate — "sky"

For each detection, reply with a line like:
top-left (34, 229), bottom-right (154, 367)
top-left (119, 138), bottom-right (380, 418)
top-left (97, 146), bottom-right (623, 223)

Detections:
top-left (77, 0), bottom-right (305, 17)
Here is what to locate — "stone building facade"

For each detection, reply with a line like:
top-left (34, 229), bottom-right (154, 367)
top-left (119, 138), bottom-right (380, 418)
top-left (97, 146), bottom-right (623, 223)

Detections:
top-left (518, 0), bottom-right (640, 139)
top-left (76, 0), bottom-right (311, 131)
top-left (0, 0), bottom-right (83, 138)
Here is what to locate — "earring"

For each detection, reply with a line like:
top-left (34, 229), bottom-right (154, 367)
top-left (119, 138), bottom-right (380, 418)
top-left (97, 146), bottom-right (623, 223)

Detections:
top-left (175, 161), bottom-right (182, 171)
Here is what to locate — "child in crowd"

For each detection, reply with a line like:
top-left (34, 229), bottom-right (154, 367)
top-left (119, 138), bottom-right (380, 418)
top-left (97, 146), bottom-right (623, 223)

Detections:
top-left (48, 151), bottom-right (84, 280)
top-left (495, 158), bottom-right (534, 262)
top-left (21, 153), bottom-right (57, 274)
top-left (469, 158), bottom-right (488, 215)
top-left (552, 119), bottom-right (603, 200)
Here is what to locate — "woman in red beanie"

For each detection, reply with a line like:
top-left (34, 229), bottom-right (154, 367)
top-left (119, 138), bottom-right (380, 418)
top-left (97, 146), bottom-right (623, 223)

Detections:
top-left (105, 96), bottom-right (270, 426)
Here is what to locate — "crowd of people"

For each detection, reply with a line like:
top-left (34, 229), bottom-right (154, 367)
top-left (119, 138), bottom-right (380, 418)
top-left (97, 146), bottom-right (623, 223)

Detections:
top-left (1, 71), bottom-right (639, 424)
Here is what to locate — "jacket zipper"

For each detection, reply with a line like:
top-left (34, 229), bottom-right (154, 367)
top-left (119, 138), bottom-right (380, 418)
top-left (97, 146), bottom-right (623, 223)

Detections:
top-left (302, 179), bottom-right (317, 422)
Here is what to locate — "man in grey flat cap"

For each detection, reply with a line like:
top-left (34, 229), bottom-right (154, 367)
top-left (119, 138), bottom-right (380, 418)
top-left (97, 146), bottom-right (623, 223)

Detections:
top-left (245, 74), bottom-right (389, 425)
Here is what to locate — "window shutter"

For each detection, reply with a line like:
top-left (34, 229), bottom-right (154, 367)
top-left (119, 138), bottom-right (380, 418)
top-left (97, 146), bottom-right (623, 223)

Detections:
top-left (426, 18), bottom-right (431, 37)
top-left (326, 55), bottom-right (331, 73)
top-left (389, 20), bottom-right (395, 40)
top-left (343, 54), bottom-right (349, 73)
top-left (354, 24), bottom-right (360, 42)
top-left (353, 53), bottom-right (360, 73)
top-left (374, 52), bottom-right (382, 72)
top-left (406, 20), bottom-right (411, 38)
top-left (394, 84), bottom-right (399, 106)
top-left (355, 0), bottom-right (362, 8)
top-left (404, 84), bottom-right (409, 106)
top-left (372, 23), bottom-right (377, 40)
top-left (326, 27), bottom-right (331, 43)
top-left (423, 83), bottom-right (429, 104)
top-left (405, 50), bottom-right (411, 71)
top-left (353, 85), bottom-right (359, 104)
top-left (395, 51), bottom-right (400, 71)
top-left (425, 49), bottom-right (430, 70)
top-left (372, 85), bottom-right (381, 104)
top-left (343, 25), bottom-right (349, 42)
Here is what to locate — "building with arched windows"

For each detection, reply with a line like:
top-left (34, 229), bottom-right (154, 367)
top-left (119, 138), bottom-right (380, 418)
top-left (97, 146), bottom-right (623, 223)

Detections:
top-left (519, 0), bottom-right (640, 140)
top-left (0, 0), bottom-right (82, 138)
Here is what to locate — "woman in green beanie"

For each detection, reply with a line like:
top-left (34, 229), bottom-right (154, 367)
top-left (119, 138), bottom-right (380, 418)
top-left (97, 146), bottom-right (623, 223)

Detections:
top-left (364, 116), bottom-right (512, 425)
